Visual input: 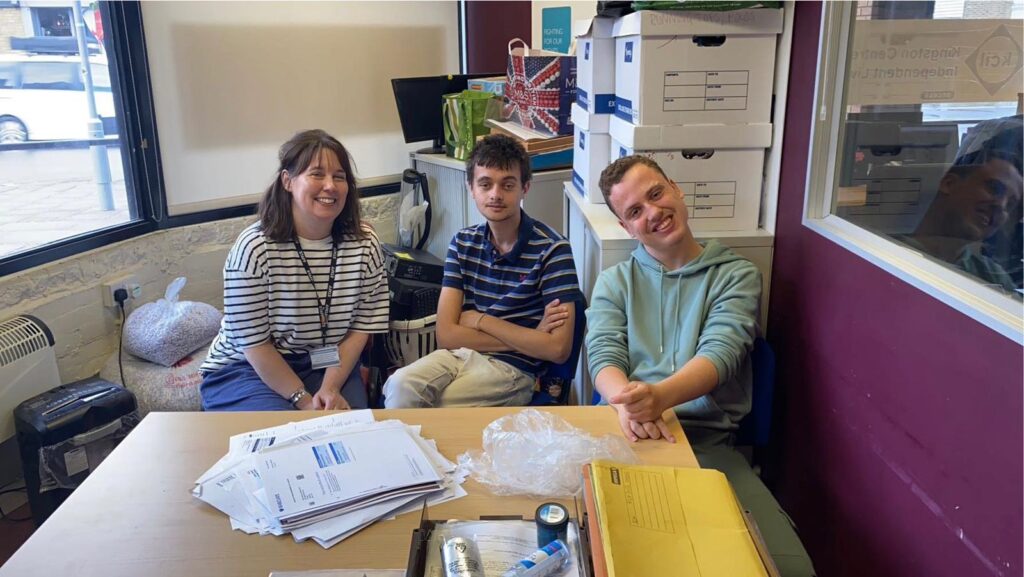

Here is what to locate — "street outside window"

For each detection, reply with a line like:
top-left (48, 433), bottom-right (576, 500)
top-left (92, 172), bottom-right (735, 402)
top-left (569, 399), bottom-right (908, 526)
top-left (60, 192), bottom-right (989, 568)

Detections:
top-left (0, 2), bottom-right (132, 260)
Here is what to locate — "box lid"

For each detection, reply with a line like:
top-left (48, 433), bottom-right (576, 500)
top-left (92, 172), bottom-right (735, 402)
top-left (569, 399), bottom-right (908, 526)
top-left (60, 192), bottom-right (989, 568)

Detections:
top-left (609, 116), bottom-right (772, 150)
top-left (573, 17), bottom-right (615, 39)
top-left (612, 9), bottom-right (783, 37)
top-left (572, 103), bottom-right (611, 134)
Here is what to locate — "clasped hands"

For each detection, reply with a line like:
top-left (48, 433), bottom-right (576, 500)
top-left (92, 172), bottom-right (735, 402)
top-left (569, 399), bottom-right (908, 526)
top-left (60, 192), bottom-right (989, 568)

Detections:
top-left (609, 382), bottom-right (676, 443)
top-left (459, 299), bottom-right (570, 333)
top-left (294, 388), bottom-right (351, 411)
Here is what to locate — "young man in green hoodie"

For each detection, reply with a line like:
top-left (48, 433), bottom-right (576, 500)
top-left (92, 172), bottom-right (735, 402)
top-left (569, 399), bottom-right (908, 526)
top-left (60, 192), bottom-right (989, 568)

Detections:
top-left (586, 155), bottom-right (815, 577)
top-left (587, 155), bottom-right (760, 445)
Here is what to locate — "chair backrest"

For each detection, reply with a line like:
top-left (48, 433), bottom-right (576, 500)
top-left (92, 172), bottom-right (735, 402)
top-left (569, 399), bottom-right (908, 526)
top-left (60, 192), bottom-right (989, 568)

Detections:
top-left (529, 298), bottom-right (587, 406)
top-left (736, 336), bottom-right (775, 447)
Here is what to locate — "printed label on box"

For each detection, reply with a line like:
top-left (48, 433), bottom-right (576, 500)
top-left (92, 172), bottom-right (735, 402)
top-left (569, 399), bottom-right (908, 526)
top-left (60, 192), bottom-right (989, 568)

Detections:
top-left (615, 97), bottom-right (635, 122)
top-left (578, 87), bottom-right (590, 109)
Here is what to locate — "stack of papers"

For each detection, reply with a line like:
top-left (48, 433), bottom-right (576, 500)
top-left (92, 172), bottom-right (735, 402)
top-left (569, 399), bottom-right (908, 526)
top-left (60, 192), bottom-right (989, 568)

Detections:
top-left (193, 411), bottom-right (467, 548)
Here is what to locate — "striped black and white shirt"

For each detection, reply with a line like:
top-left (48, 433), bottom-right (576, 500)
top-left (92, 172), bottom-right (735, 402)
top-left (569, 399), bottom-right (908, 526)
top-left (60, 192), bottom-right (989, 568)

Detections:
top-left (443, 212), bottom-right (582, 377)
top-left (201, 222), bottom-right (389, 374)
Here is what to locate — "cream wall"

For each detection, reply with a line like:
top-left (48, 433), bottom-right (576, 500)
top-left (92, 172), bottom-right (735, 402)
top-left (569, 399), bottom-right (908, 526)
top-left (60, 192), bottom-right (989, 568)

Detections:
top-left (139, 1), bottom-right (460, 216)
top-left (0, 194), bottom-right (400, 384)
top-left (530, 1), bottom-right (597, 51)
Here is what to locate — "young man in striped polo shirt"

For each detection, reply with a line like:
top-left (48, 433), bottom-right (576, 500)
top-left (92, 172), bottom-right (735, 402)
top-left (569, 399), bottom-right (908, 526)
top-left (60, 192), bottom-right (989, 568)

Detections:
top-left (383, 135), bottom-right (583, 407)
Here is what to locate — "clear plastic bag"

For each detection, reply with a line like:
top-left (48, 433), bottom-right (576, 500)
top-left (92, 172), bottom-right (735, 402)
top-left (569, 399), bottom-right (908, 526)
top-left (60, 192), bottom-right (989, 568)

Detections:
top-left (123, 277), bottom-right (222, 367)
top-left (398, 186), bottom-right (429, 249)
top-left (457, 409), bottom-right (639, 498)
top-left (38, 412), bottom-right (139, 492)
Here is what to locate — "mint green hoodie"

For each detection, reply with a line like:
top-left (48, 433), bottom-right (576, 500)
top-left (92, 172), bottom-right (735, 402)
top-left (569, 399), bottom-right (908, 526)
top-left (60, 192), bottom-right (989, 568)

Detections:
top-left (585, 240), bottom-right (761, 432)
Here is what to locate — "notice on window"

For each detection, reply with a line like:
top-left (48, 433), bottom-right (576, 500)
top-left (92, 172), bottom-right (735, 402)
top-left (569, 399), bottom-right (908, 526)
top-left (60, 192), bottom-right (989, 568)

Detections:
top-left (846, 19), bottom-right (1023, 106)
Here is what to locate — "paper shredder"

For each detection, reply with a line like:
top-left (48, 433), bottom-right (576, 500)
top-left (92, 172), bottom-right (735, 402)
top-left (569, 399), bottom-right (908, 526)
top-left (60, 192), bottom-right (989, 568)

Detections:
top-left (14, 377), bottom-right (138, 526)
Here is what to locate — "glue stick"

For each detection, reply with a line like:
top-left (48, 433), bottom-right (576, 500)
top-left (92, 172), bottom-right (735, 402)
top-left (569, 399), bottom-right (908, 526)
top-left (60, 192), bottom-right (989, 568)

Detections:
top-left (500, 539), bottom-right (570, 577)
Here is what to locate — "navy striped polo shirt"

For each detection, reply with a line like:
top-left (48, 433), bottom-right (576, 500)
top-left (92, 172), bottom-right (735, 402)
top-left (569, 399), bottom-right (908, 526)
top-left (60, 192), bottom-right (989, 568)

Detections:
top-left (443, 212), bottom-right (583, 376)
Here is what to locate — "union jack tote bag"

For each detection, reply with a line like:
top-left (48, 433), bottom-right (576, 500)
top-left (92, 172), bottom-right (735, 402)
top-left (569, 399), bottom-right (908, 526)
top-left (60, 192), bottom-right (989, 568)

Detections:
top-left (504, 38), bottom-right (577, 137)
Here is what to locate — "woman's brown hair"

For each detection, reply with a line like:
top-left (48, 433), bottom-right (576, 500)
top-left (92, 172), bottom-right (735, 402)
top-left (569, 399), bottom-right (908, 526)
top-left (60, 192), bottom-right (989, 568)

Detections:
top-left (257, 129), bottom-right (365, 241)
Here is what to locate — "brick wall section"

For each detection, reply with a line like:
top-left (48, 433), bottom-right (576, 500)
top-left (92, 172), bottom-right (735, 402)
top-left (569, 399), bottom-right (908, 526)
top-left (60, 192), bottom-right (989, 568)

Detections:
top-left (0, 193), bottom-right (400, 383)
top-left (0, 7), bottom-right (25, 52)
top-left (964, 0), bottom-right (1013, 19)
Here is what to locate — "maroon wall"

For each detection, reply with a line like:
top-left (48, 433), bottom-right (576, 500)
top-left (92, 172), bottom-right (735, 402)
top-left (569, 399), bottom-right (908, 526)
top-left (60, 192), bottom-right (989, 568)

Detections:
top-left (464, 0), bottom-right (531, 74)
top-left (769, 3), bottom-right (1024, 577)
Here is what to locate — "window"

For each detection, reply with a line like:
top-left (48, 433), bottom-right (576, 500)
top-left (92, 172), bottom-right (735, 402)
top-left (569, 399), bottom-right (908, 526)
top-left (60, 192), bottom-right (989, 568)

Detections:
top-left (33, 7), bottom-right (73, 37)
top-left (0, 3), bottom-right (135, 261)
top-left (806, 1), bottom-right (1023, 341)
top-left (0, 1), bottom-right (415, 276)
top-left (0, 1), bottom-right (173, 275)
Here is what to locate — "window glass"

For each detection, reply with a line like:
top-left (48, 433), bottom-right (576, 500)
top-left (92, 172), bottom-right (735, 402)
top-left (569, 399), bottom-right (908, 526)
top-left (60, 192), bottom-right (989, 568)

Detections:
top-left (34, 7), bottom-right (74, 37)
top-left (0, 3), bottom-right (133, 260)
top-left (20, 62), bottom-right (80, 90)
top-left (0, 63), bottom-right (17, 89)
top-left (833, 0), bottom-right (1023, 299)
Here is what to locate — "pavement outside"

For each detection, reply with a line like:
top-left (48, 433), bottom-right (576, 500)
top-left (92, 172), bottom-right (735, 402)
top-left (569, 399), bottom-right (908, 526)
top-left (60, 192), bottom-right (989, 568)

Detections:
top-left (0, 145), bottom-right (130, 259)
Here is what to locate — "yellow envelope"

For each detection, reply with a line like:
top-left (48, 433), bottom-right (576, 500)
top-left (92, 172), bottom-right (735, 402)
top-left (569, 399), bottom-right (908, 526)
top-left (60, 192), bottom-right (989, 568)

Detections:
top-left (590, 460), bottom-right (769, 577)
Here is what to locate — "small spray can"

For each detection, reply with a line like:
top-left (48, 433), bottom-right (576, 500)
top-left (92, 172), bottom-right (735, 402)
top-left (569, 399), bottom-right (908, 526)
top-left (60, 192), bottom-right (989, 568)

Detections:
top-left (441, 536), bottom-right (485, 577)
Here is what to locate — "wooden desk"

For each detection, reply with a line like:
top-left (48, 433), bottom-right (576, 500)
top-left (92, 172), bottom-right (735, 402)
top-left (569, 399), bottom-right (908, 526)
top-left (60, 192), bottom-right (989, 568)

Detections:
top-left (0, 407), bottom-right (696, 577)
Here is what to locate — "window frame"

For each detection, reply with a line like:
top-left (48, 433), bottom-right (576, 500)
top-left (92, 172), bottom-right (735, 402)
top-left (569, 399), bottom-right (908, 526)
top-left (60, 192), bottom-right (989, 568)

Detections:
top-left (0, 1), bottom-right (397, 278)
top-left (803, 1), bottom-right (1024, 344)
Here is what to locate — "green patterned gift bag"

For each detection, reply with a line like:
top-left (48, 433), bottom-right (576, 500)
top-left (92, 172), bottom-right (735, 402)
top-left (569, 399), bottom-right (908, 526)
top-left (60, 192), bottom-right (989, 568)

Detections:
top-left (442, 90), bottom-right (500, 160)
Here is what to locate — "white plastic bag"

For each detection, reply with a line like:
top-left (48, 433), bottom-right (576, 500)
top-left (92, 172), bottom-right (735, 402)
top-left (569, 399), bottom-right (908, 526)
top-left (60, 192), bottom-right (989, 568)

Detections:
top-left (456, 409), bottom-right (639, 498)
top-left (123, 277), bottom-right (222, 367)
top-left (398, 188), bottom-right (429, 249)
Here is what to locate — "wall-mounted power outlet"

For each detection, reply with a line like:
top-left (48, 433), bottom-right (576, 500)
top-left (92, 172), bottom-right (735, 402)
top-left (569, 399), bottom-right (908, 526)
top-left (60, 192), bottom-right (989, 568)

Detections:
top-left (101, 275), bottom-right (141, 308)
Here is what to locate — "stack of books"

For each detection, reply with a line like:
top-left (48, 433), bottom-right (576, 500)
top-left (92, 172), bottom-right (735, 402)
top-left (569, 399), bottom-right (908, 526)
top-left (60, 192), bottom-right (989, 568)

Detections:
top-left (192, 411), bottom-right (466, 548)
top-left (486, 119), bottom-right (574, 171)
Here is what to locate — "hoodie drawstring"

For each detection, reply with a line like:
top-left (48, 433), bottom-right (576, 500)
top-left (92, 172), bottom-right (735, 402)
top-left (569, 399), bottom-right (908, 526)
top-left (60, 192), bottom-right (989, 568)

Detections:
top-left (659, 270), bottom-right (664, 357)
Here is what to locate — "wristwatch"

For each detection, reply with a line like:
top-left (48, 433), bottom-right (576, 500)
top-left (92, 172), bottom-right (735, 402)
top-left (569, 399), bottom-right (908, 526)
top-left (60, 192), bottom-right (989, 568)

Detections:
top-left (288, 388), bottom-right (310, 408)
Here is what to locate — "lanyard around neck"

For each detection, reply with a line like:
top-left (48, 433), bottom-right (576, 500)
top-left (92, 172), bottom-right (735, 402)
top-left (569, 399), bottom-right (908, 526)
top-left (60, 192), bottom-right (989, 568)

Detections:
top-left (292, 238), bottom-right (337, 346)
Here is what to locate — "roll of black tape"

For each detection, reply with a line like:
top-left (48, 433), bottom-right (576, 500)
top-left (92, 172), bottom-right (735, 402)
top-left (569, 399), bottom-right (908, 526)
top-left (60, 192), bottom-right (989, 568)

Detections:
top-left (535, 502), bottom-right (569, 548)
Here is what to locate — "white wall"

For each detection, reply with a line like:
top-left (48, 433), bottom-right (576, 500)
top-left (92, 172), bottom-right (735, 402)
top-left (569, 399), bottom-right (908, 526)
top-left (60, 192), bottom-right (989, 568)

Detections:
top-left (140, 1), bottom-right (460, 215)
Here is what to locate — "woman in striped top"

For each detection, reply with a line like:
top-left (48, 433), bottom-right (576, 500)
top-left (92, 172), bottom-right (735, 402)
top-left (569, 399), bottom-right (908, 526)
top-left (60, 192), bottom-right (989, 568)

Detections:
top-left (200, 130), bottom-right (389, 411)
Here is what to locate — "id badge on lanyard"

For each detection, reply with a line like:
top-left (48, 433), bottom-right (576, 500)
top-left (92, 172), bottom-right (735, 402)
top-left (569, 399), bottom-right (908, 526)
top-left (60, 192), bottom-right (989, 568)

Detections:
top-left (309, 345), bottom-right (341, 370)
top-left (294, 239), bottom-right (342, 370)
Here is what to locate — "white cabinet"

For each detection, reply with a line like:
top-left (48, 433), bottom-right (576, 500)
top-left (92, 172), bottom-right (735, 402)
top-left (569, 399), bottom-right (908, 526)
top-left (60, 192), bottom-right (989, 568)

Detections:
top-left (410, 153), bottom-right (571, 260)
top-left (564, 185), bottom-right (774, 404)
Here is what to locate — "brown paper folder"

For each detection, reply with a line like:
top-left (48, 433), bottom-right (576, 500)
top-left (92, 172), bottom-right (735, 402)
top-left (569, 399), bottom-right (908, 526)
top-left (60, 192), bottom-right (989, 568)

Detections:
top-left (582, 464), bottom-right (608, 577)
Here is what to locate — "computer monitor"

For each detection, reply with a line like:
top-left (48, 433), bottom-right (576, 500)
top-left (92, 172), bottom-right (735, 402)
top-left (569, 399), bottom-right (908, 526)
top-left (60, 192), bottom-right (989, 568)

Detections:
top-left (391, 73), bottom-right (501, 154)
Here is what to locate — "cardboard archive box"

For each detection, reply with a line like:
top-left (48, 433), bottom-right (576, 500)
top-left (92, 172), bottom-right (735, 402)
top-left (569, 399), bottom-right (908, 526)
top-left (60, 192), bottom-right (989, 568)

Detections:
top-left (572, 103), bottom-right (612, 204)
top-left (574, 17), bottom-right (616, 116)
top-left (612, 9), bottom-right (783, 127)
top-left (606, 115), bottom-right (770, 232)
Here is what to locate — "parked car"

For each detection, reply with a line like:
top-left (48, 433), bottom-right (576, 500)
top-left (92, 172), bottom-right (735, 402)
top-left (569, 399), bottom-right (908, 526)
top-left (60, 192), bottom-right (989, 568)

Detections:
top-left (0, 53), bottom-right (117, 143)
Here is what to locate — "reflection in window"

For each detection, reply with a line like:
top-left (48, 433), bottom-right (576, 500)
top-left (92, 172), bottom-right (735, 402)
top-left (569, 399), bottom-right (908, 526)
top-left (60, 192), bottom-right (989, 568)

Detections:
top-left (834, 0), bottom-right (1023, 298)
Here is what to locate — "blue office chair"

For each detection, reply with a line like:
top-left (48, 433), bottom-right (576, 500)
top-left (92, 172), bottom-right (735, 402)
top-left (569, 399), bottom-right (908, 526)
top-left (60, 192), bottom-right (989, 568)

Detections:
top-left (736, 336), bottom-right (776, 450)
top-left (529, 298), bottom-right (587, 406)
